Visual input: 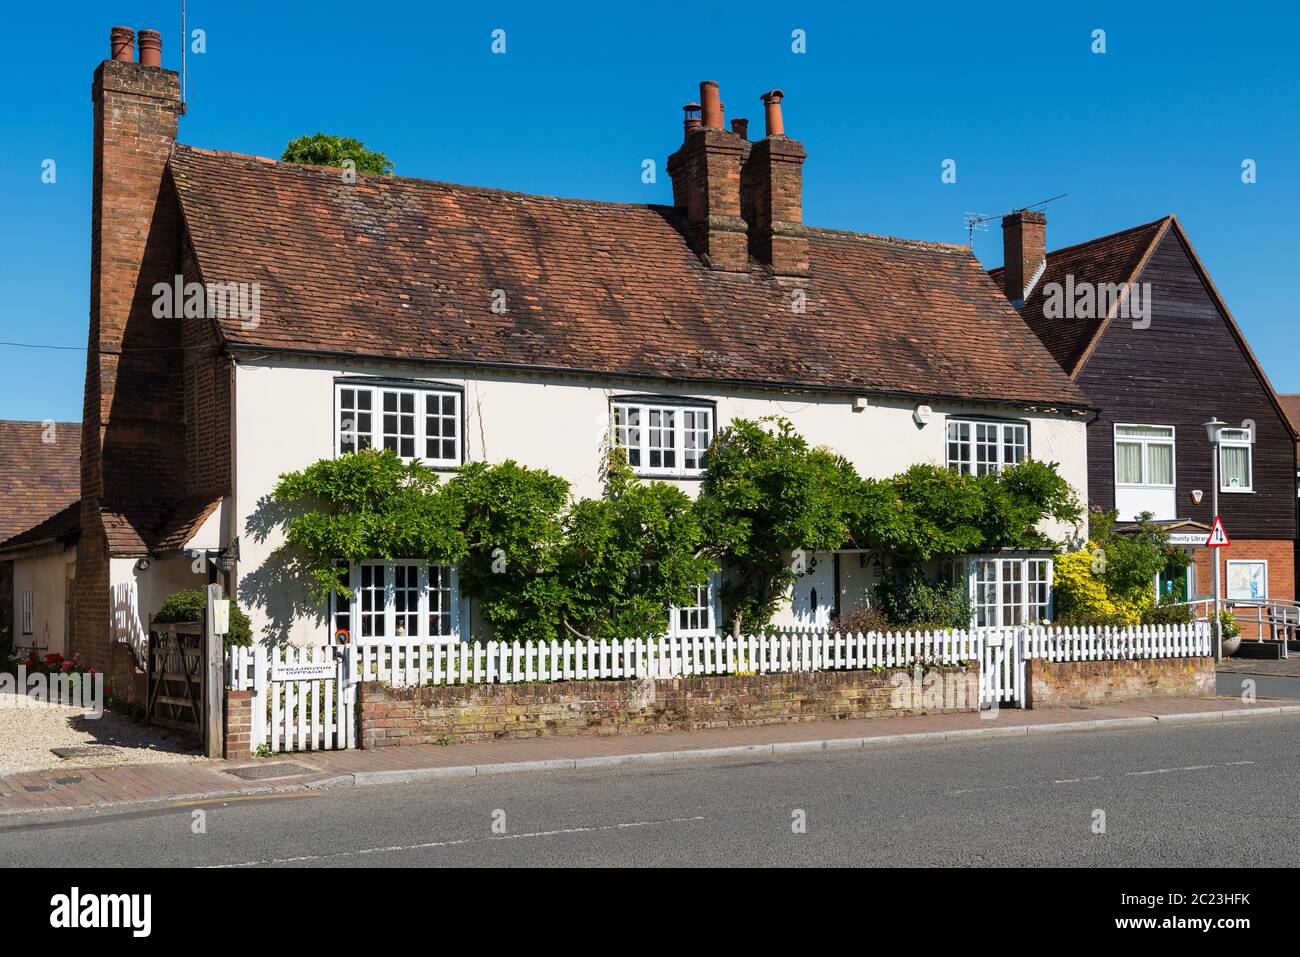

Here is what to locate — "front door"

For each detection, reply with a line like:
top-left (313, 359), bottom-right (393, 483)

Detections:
top-left (790, 551), bottom-right (834, 629)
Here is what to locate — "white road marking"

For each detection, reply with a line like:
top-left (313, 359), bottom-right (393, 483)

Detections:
top-left (949, 761), bottom-right (1254, 795)
top-left (206, 815), bottom-right (708, 868)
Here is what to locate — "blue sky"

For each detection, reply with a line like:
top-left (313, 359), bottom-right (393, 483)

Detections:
top-left (2, 0), bottom-right (1297, 421)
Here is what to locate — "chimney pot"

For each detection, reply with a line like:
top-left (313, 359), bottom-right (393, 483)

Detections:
top-left (682, 102), bottom-right (702, 138)
top-left (110, 26), bottom-right (135, 62)
top-left (137, 29), bottom-right (162, 67)
top-left (700, 80), bottom-right (723, 129)
top-left (731, 118), bottom-right (749, 139)
top-left (760, 89), bottom-right (785, 137)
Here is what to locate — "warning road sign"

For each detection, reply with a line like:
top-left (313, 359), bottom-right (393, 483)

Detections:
top-left (1205, 515), bottom-right (1230, 548)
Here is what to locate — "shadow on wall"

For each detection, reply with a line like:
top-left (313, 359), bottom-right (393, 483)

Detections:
top-left (240, 494), bottom-right (323, 646)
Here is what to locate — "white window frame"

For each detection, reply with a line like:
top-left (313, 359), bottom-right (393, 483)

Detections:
top-left (1225, 559), bottom-right (1267, 603)
top-left (335, 381), bottom-right (462, 468)
top-left (966, 556), bottom-right (1053, 627)
top-left (946, 419), bottom-right (1028, 476)
top-left (1113, 423), bottom-right (1176, 490)
top-left (20, 591), bottom-right (33, 636)
top-left (1218, 428), bottom-right (1253, 493)
top-left (611, 400), bottom-right (714, 478)
top-left (332, 560), bottom-right (461, 644)
top-left (668, 572), bottom-right (721, 638)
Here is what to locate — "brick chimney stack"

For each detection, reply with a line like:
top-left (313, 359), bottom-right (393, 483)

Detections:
top-left (740, 90), bottom-right (809, 277)
top-left (77, 26), bottom-right (186, 677)
top-left (1001, 210), bottom-right (1047, 306)
top-left (667, 81), bottom-right (751, 271)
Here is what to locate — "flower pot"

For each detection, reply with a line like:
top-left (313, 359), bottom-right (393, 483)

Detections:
top-left (1221, 635), bottom-right (1242, 657)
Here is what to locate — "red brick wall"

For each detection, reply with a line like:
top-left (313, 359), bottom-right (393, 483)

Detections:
top-left (1192, 539), bottom-right (1294, 639)
top-left (76, 55), bottom-right (185, 680)
top-left (1026, 656), bottom-right (1215, 708)
top-left (667, 127), bottom-right (750, 271)
top-left (224, 690), bottom-right (252, 760)
top-left (358, 665), bottom-right (980, 747)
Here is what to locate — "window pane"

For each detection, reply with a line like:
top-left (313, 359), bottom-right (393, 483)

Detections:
top-left (331, 563), bottom-right (351, 638)
top-left (683, 409), bottom-right (712, 472)
top-left (1001, 561), bottom-right (1024, 626)
top-left (381, 390), bottom-right (416, 460)
top-left (974, 423), bottom-right (998, 476)
top-left (1116, 442), bottom-right (1143, 484)
top-left (1147, 443), bottom-right (1174, 486)
top-left (425, 391), bottom-right (459, 463)
top-left (1003, 424), bottom-right (1027, 467)
top-left (427, 565), bottom-right (453, 638)
top-left (947, 422), bottom-right (971, 475)
top-left (339, 388), bottom-right (372, 453)
top-left (648, 408), bottom-right (675, 469)
top-left (359, 563), bottom-right (385, 638)
top-left (1221, 445), bottom-right (1251, 488)
top-left (612, 405), bottom-right (641, 467)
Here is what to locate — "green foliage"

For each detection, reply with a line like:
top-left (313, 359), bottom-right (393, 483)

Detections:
top-left (873, 567), bottom-right (973, 630)
top-left (281, 132), bottom-right (393, 175)
top-left (559, 454), bottom-right (713, 642)
top-left (1052, 510), bottom-right (1187, 626)
top-left (695, 417), bottom-right (858, 633)
top-left (272, 449), bottom-right (465, 602)
top-left (444, 460), bottom-right (571, 644)
top-left (153, 588), bottom-right (253, 647)
top-left (977, 459), bottom-right (1082, 549)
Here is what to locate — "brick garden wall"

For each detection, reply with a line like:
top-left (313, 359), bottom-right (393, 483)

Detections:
top-left (359, 665), bottom-right (980, 747)
top-left (1026, 656), bottom-right (1215, 708)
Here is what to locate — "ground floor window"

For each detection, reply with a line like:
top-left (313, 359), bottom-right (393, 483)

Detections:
top-left (330, 560), bottom-right (460, 643)
top-left (668, 573), bottom-right (721, 638)
top-left (967, 556), bottom-right (1052, 627)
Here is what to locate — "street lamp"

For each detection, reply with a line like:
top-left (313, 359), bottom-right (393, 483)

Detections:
top-left (1204, 418), bottom-right (1226, 660)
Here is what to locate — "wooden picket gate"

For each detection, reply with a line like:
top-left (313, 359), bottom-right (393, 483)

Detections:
top-left (227, 645), bottom-right (354, 753)
top-left (977, 629), bottom-right (1026, 709)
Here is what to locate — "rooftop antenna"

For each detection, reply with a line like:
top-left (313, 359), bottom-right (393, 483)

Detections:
top-left (964, 193), bottom-right (1068, 245)
top-left (180, 0), bottom-right (188, 115)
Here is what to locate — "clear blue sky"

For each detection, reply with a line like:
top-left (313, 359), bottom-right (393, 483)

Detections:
top-left (3, 0), bottom-right (1297, 422)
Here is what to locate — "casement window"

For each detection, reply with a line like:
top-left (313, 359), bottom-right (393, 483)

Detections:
top-left (969, 557), bottom-right (1052, 627)
top-left (611, 400), bottom-right (714, 476)
top-left (336, 381), bottom-right (462, 467)
top-left (1226, 560), bottom-right (1267, 603)
top-left (20, 591), bottom-right (33, 636)
top-left (668, 573), bottom-right (721, 638)
top-left (330, 560), bottom-right (460, 643)
top-left (1218, 428), bottom-right (1253, 492)
top-left (1114, 424), bottom-right (1175, 488)
top-left (946, 419), bottom-right (1028, 476)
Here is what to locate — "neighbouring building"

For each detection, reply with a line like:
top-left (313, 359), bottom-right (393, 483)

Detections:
top-left (67, 26), bottom-right (1092, 682)
top-left (0, 420), bottom-right (81, 659)
top-left (1278, 393), bottom-right (1300, 598)
top-left (990, 213), bottom-right (1298, 616)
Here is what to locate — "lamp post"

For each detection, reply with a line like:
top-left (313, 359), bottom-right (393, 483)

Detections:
top-left (1204, 418), bottom-right (1226, 660)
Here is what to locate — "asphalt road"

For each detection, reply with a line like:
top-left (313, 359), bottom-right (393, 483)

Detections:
top-left (2, 716), bottom-right (1297, 867)
top-left (1217, 671), bottom-right (1300, 700)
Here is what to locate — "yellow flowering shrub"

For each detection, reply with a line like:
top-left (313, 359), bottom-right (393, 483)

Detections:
top-left (1053, 545), bottom-right (1153, 626)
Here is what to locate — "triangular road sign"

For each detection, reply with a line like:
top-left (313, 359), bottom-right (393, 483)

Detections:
top-left (1205, 515), bottom-right (1231, 548)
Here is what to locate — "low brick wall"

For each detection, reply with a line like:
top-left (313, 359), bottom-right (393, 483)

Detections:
top-left (359, 665), bottom-right (979, 747)
top-left (1026, 656), bottom-right (1215, 708)
top-left (223, 689), bottom-right (253, 760)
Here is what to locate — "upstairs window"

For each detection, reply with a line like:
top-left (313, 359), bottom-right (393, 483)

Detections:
top-left (612, 400), bottom-right (714, 477)
top-left (1219, 428), bottom-right (1253, 492)
top-left (947, 419), bottom-right (1027, 476)
top-left (337, 381), bottom-right (462, 467)
top-left (1115, 424), bottom-right (1175, 487)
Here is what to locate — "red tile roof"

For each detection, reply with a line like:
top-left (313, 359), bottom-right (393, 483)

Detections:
top-left (169, 146), bottom-right (1088, 410)
top-left (988, 217), bottom-right (1171, 376)
top-left (1279, 394), bottom-right (1300, 444)
top-left (0, 420), bottom-right (80, 548)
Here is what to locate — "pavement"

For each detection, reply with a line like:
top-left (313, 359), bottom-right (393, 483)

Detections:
top-left (1, 694), bottom-right (1296, 819)
top-left (2, 713), bottom-right (1296, 867)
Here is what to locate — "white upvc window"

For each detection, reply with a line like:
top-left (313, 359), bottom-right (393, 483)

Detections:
top-left (20, 591), bottom-right (33, 635)
top-left (946, 419), bottom-right (1028, 476)
top-left (331, 560), bottom-right (461, 643)
top-left (968, 556), bottom-right (1052, 627)
top-left (1218, 428), bottom-right (1253, 492)
top-left (336, 382), bottom-right (462, 467)
top-left (668, 573), bottom-right (721, 638)
top-left (612, 400), bottom-right (713, 477)
top-left (1114, 424), bottom-right (1175, 488)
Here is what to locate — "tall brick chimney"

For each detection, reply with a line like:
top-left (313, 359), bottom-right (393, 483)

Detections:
top-left (76, 27), bottom-right (186, 677)
top-left (740, 90), bottom-right (808, 277)
top-left (667, 81), bottom-right (751, 271)
top-left (1001, 210), bottom-right (1047, 306)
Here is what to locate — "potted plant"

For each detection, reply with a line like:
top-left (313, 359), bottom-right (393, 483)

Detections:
top-left (1218, 610), bottom-right (1242, 656)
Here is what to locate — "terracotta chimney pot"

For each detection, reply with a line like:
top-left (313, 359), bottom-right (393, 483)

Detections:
top-left (137, 29), bottom-right (162, 67)
top-left (110, 26), bottom-right (135, 62)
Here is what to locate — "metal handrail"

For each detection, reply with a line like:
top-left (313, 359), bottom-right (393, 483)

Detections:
top-left (1172, 598), bottom-right (1295, 655)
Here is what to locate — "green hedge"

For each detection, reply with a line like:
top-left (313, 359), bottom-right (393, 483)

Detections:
top-left (153, 588), bottom-right (253, 648)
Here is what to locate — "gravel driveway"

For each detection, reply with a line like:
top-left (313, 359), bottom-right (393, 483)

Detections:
top-left (0, 693), bottom-right (201, 776)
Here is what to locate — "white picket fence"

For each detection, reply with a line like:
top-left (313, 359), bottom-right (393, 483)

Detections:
top-left (228, 622), bottom-right (1210, 754)
top-left (227, 645), bottom-right (353, 753)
